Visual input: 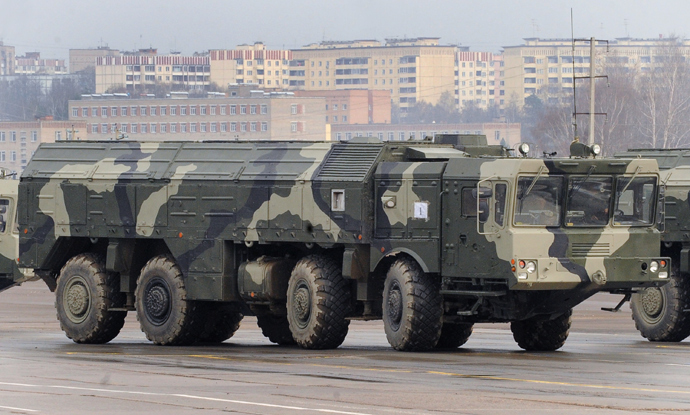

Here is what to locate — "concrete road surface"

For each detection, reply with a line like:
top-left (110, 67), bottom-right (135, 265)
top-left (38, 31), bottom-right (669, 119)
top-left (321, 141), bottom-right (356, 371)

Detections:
top-left (1, 283), bottom-right (689, 414)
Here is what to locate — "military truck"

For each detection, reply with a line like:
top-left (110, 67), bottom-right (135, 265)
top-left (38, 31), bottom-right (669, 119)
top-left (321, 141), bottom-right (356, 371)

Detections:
top-left (14, 136), bottom-right (668, 352)
top-left (0, 180), bottom-right (31, 294)
top-left (616, 148), bottom-right (690, 342)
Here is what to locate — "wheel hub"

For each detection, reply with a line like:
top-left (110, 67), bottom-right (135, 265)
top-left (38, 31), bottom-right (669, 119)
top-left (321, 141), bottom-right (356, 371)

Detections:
top-left (65, 279), bottom-right (90, 322)
top-left (293, 284), bottom-right (311, 327)
top-left (641, 288), bottom-right (663, 317)
top-left (145, 281), bottom-right (171, 325)
top-left (387, 282), bottom-right (403, 331)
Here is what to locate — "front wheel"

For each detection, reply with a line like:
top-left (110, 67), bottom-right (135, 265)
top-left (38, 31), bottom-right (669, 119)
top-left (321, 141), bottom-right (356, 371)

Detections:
top-left (382, 257), bottom-right (443, 351)
top-left (198, 303), bottom-right (243, 343)
top-left (257, 314), bottom-right (295, 345)
top-left (510, 310), bottom-right (572, 351)
top-left (135, 255), bottom-right (201, 345)
top-left (286, 255), bottom-right (351, 350)
top-left (55, 253), bottom-right (126, 344)
top-left (435, 322), bottom-right (473, 349)
top-left (631, 270), bottom-right (690, 342)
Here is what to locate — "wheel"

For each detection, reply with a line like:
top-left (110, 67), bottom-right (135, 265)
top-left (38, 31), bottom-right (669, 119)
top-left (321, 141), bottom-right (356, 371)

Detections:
top-left (435, 322), bottom-right (473, 349)
top-left (631, 268), bottom-right (690, 342)
top-left (55, 253), bottom-right (126, 344)
top-left (198, 303), bottom-right (243, 343)
top-left (257, 314), bottom-right (296, 345)
top-left (382, 257), bottom-right (443, 351)
top-left (511, 310), bottom-right (572, 351)
top-left (135, 255), bottom-right (201, 345)
top-left (286, 255), bottom-right (351, 349)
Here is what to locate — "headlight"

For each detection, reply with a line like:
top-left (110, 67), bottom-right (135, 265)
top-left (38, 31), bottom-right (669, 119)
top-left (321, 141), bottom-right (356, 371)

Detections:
top-left (590, 144), bottom-right (601, 155)
top-left (519, 143), bottom-right (530, 156)
top-left (650, 261), bottom-right (659, 273)
top-left (526, 261), bottom-right (536, 274)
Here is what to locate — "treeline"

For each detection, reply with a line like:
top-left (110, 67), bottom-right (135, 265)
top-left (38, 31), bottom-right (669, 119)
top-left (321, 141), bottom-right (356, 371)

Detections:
top-left (0, 70), bottom-right (94, 122)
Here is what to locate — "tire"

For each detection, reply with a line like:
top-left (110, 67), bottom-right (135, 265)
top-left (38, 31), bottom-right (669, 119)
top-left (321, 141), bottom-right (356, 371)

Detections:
top-left (135, 255), bottom-right (201, 345)
top-left (631, 268), bottom-right (690, 342)
top-left (286, 255), bottom-right (351, 349)
top-left (257, 314), bottom-right (296, 345)
top-left (198, 303), bottom-right (243, 343)
top-left (382, 257), bottom-right (443, 351)
top-left (511, 310), bottom-right (572, 351)
top-left (436, 322), bottom-right (473, 349)
top-left (55, 253), bottom-right (127, 344)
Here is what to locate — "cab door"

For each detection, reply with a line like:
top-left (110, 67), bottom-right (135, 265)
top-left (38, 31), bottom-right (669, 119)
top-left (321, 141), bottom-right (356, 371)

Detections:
top-left (0, 180), bottom-right (21, 292)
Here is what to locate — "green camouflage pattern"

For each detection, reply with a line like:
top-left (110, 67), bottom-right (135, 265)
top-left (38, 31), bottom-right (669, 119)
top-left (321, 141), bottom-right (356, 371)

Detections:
top-left (15, 137), bottom-right (668, 322)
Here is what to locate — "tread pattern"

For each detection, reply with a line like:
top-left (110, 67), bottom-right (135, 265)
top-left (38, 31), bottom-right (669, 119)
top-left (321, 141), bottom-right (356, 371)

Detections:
top-left (384, 257), bottom-right (443, 352)
top-left (631, 267), bottom-right (690, 342)
top-left (511, 310), bottom-right (572, 351)
top-left (435, 322), bottom-right (473, 349)
top-left (198, 303), bottom-right (243, 343)
top-left (135, 255), bottom-right (201, 346)
top-left (257, 314), bottom-right (296, 345)
top-left (287, 255), bottom-right (351, 350)
top-left (56, 253), bottom-right (126, 344)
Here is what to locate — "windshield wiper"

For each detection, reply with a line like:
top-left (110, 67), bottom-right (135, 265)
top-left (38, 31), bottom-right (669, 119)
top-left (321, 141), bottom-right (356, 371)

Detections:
top-left (569, 165), bottom-right (596, 196)
top-left (520, 166), bottom-right (545, 200)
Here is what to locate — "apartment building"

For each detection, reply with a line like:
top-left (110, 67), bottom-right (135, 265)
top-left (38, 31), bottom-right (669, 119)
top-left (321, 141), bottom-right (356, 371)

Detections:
top-left (290, 38), bottom-right (456, 115)
top-left (456, 50), bottom-right (504, 110)
top-left (209, 42), bottom-right (292, 89)
top-left (293, 90), bottom-right (391, 124)
top-left (331, 122), bottom-right (521, 147)
top-left (502, 37), bottom-right (690, 106)
top-left (70, 47), bottom-right (120, 73)
top-left (0, 118), bottom-right (87, 174)
top-left (0, 42), bottom-right (15, 75)
top-left (14, 52), bottom-right (67, 75)
top-left (69, 86), bottom-right (327, 141)
top-left (95, 49), bottom-right (210, 93)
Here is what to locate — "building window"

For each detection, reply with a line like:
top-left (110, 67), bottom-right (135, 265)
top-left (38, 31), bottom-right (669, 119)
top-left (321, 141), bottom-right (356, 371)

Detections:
top-left (291, 104), bottom-right (298, 114)
top-left (170, 106), bottom-right (177, 115)
top-left (170, 123), bottom-right (176, 133)
top-left (0, 151), bottom-right (4, 162)
top-left (72, 107), bottom-right (78, 117)
top-left (141, 124), bottom-right (147, 134)
top-left (150, 106), bottom-right (156, 116)
top-left (241, 122), bottom-right (247, 132)
top-left (121, 106), bottom-right (128, 116)
top-left (333, 104), bottom-right (338, 111)
top-left (220, 122), bottom-right (227, 132)
top-left (82, 107), bottom-right (88, 117)
top-left (131, 106), bottom-right (137, 116)
top-left (11, 151), bottom-right (16, 162)
top-left (343, 115), bottom-right (347, 122)
top-left (54, 131), bottom-right (61, 141)
top-left (240, 105), bottom-right (247, 115)
top-left (190, 106), bottom-right (197, 115)
top-left (291, 122), bottom-right (297, 133)
top-left (31, 131), bottom-right (37, 142)
top-left (200, 123), bottom-right (206, 133)
top-left (91, 107), bottom-right (98, 117)
top-left (250, 105), bottom-right (257, 114)
top-left (333, 116), bottom-right (338, 122)
top-left (0, 132), bottom-right (4, 142)
top-left (100, 107), bottom-right (106, 117)
top-left (200, 106), bottom-right (206, 115)
top-left (111, 107), bottom-right (117, 116)
top-left (140, 106), bottom-right (147, 116)
top-left (190, 123), bottom-right (197, 133)
top-left (261, 122), bottom-right (267, 132)
top-left (91, 124), bottom-right (98, 134)
top-left (150, 124), bottom-right (156, 134)
top-left (160, 106), bottom-right (167, 116)
top-left (230, 105), bottom-right (236, 115)
top-left (250, 122), bottom-right (257, 132)
top-left (342, 104), bottom-right (347, 110)
top-left (231, 122), bottom-right (237, 132)
top-left (120, 124), bottom-right (128, 133)
top-left (181, 123), bottom-right (187, 133)
top-left (210, 106), bottom-right (216, 116)
top-left (181, 106), bottom-right (187, 115)
top-left (261, 104), bottom-right (267, 114)
top-left (210, 123), bottom-right (217, 133)
top-left (220, 106), bottom-right (226, 115)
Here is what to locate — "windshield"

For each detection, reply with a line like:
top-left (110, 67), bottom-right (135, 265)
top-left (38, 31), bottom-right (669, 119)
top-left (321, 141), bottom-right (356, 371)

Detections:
top-left (565, 176), bottom-right (612, 227)
top-left (514, 176), bottom-right (563, 226)
top-left (613, 177), bottom-right (656, 226)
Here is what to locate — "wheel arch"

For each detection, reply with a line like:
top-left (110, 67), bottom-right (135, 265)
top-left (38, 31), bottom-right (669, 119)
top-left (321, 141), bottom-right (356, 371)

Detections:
top-left (373, 248), bottom-right (431, 275)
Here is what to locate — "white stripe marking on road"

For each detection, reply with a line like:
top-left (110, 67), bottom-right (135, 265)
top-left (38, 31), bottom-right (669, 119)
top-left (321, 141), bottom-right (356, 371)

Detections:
top-left (0, 405), bottom-right (38, 413)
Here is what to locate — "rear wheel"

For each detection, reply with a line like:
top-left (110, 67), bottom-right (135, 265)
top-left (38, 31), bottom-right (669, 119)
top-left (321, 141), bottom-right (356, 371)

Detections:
top-left (511, 310), bottom-right (572, 351)
top-left (198, 303), bottom-right (243, 343)
top-left (286, 255), bottom-right (351, 349)
top-left (435, 322), bottom-right (473, 349)
top-left (55, 253), bottom-right (126, 344)
top-left (135, 255), bottom-right (201, 345)
top-left (257, 314), bottom-right (295, 345)
top-left (631, 269), bottom-right (690, 342)
top-left (382, 257), bottom-right (443, 351)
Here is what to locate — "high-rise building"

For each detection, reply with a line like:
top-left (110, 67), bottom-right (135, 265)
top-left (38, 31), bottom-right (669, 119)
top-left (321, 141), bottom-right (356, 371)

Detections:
top-left (502, 37), bottom-right (690, 106)
top-left (95, 49), bottom-right (210, 93)
top-left (70, 47), bottom-right (120, 73)
top-left (209, 42), bottom-right (292, 89)
top-left (293, 90), bottom-right (391, 124)
top-left (0, 42), bottom-right (15, 76)
top-left (14, 52), bottom-right (67, 75)
top-left (456, 50), bottom-right (504, 110)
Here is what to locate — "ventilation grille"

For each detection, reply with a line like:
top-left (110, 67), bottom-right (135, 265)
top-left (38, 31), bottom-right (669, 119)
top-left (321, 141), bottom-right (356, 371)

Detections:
top-left (315, 144), bottom-right (383, 181)
top-left (571, 242), bottom-right (610, 257)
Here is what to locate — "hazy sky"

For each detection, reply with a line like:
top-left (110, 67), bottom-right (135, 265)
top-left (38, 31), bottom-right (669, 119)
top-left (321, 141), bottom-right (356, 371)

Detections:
top-left (2, 0), bottom-right (689, 60)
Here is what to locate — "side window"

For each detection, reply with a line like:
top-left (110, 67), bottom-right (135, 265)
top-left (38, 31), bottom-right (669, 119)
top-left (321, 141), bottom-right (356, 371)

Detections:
top-left (494, 183), bottom-right (507, 226)
top-left (461, 188), bottom-right (477, 216)
top-left (0, 199), bottom-right (9, 233)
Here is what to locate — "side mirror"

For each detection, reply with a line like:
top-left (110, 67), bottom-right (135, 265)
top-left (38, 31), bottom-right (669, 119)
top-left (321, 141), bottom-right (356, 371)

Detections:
top-left (473, 186), bottom-right (493, 199)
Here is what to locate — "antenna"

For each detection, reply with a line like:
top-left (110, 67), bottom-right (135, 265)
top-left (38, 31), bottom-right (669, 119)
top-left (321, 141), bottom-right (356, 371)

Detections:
top-left (624, 19), bottom-right (629, 37)
top-left (531, 19), bottom-right (540, 37)
top-left (571, 9), bottom-right (578, 141)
